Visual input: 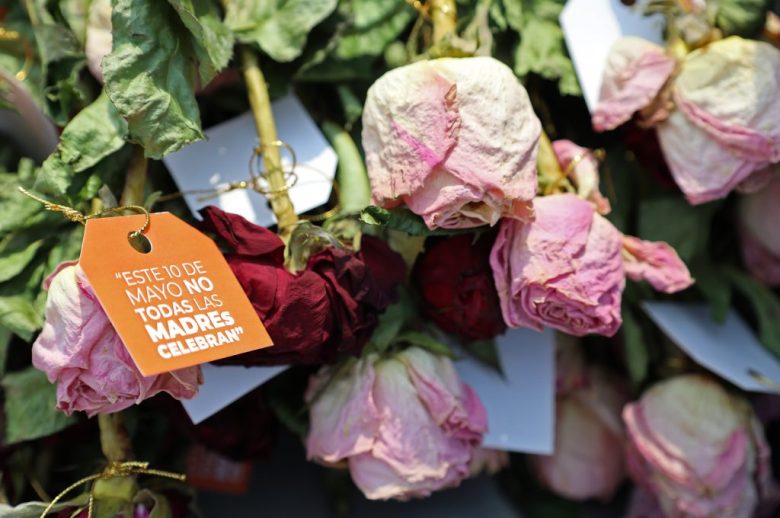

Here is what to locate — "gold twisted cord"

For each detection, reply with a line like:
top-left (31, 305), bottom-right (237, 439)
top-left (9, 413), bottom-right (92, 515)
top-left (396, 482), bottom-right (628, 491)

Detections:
top-left (18, 187), bottom-right (150, 237)
top-left (39, 461), bottom-right (185, 518)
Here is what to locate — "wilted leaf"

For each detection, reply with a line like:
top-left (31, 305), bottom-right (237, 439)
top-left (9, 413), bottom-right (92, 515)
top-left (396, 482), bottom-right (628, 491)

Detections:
top-left (638, 196), bottom-right (720, 263)
top-left (225, 0), bottom-right (338, 62)
top-left (2, 367), bottom-right (76, 444)
top-left (168, 0), bottom-right (235, 83)
top-left (104, 0), bottom-right (205, 158)
top-left (716, 0), bottom-right (772, 37)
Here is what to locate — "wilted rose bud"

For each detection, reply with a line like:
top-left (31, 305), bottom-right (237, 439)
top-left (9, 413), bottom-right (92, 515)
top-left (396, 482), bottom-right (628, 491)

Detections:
top-left (738, 172), bottom-right (780, 286)
top-left (490, 194), bottom-right (625, 336)
top-left (362, 57), bottom-right (541, 229)
top-left (32, 262), bottom-right (202, 416)
top-left (552, 139), bottom-right (611, 214)
top-left (657, 37), bottom-right (780, 204)
top-left (593, 37), bottom-right (676, 132)
top-left (530, 367), bottom-right (628, 501)
top-left (623, 375), bottom-right (772, 517)
top-left (306, 347), bottom-right (487, 500)
top-left (413, 233), bottom-right (506, 341)
top-left (621, 236), bottom-right (694, 293)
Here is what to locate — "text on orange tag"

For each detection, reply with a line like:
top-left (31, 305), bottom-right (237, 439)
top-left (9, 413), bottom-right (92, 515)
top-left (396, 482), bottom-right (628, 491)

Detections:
top-left (80, 212), bottom-right (272, 376)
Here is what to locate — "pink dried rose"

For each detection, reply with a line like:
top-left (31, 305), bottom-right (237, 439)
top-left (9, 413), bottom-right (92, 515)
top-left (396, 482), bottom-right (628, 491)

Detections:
top-left (490, 194), bottom-right (625, 336)
top-left (305, 347), bottom-right (487, 500)
top-left (622, 236), bottom-right (694, 293)
top-left (623, 375), bottom-right (772, 518)
top-left (593, 37), bottom-right (676, 132)
top-left (32, 262), bottom-right (202, 417)
top-left (362, 57), bottom-right (541, 229)
top-left (656, 37), bottom-right (780, 204)
top-left (552, 139), bottom-right (611, 214)
top-left (490, 194), bottom-right (693, 336)
top-left (738, 172), bottom-right (780, 285)
top-left (530, 367), bottom-right (628, 501)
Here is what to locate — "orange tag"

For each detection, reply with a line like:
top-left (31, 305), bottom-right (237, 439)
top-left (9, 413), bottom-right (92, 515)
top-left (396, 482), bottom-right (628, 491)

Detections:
top-left (185, 444), bottom-right (253, 494)
top-left (80, 212), bottom-right (272, 376)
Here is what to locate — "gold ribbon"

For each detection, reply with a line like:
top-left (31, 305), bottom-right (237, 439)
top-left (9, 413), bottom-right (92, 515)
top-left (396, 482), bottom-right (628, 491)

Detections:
top-left (39, 461), bottom-right (185, 518)
top-left (18, 187), bottom-right (151, 238)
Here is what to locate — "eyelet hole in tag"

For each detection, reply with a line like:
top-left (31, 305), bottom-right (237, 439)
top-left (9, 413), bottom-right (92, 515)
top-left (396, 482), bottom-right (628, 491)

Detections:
top-left (128, 231), bottom-right (153, 254)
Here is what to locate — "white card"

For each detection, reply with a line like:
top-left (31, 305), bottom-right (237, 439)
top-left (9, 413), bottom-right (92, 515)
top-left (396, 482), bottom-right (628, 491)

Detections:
top-left (162, 95), bottom-right (337, 226)
top-left (456, 328), bottom-right (555, 454)
top-left (643, 302), bottom-right (780, 393)
top-left (0, 69), bottom-right (58, 161)
top-left (560, 0), bottom-right (664, 112)
top-left (181, 364), bottom-right (287, 424)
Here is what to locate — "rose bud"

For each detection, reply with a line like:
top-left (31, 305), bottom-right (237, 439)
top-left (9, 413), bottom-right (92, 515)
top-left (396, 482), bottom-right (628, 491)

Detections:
top-left (490, 194), bottom-right (625, 336)
top-left (362, 57), bottom-right (541, 229)
top-left (31, 262), bottom-right (201, 417)
top-left (593, 37), bottom-right (676, 132)
top-left (530, 367), bottom-right (628, 501)
top-left (305, 347), bottom-right (487, 500)
top-left (657, 37), bottom-right (780, 204)
top-left (621, 236), bottom-right (694, 293)
top-left (413, 233), bottom-right (506, 341)
top-left (200, 206), bottom-right (405, 366)
top-left (738, 173), bottom-right (780, 286)
top-left (623, 375), bottom-right (772, 518)
top-left (552, 139), bottom-right (611, 215)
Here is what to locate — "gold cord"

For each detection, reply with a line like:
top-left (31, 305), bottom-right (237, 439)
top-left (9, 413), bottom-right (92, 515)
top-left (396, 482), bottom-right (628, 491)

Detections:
top-left (39, 461), bottom-right (185, 518)
top-left (18, 188), bottom-right (150, 237)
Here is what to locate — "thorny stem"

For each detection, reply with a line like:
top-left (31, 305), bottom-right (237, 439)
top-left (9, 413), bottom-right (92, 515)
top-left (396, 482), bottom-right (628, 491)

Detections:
top-left (239, 46), bottom-right (298, 240)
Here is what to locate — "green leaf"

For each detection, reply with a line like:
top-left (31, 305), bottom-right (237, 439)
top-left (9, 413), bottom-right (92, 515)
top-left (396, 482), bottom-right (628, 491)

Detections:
top-left (463, 338), bottom-right (504, 375)
top-left (167, 0), bottom-right (235, 83)
top-left (2, 367), bottom-right (76, 444)
top-left (0, 239), bottom-right (45, 283)
top-left (0, 327), bottom-right (11, 377)
top-left (225, 0), bottom-right (338, 62)
top-left (360, 206), bottom-right (482, 237)
top-left (369, 287), bottom-right (415, 353)
top-left (691, 261), bottom-right (731, 322)
top-left (0, 495), bottom-right (89, 518)
top-left (621, 308), bottom-right (648, 386)
top-left (35, 92), bottom-right (128, 197)
top-left (104, 0), bottom-right (206, 158)
top-left (396, 331), bottom-right (455, 357)
top-left (508, 0), bottom-right (581, 96)
top-left (716, 0), bottom-right (772, 37)
top-left (638, 196), bottom-right (720, 263)
top-left (322, 121), bottom-right (371, 213)
top-left (725, 268), bottom-right (780, 357)
top-left (0, 296), bottom-right (42, 341)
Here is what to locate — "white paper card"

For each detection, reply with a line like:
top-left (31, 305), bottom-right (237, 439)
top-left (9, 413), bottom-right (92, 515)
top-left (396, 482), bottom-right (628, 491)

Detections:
top-left (560, 0), bottom-right (664, 112)
top-left (643, 302), bottom-right (780, 393)
top-left (163, 95), bottom-right (337, 225)
top-left (456, 328), bottom-right (555, 454)
top-left (181, 364), bottom-right (287, 424)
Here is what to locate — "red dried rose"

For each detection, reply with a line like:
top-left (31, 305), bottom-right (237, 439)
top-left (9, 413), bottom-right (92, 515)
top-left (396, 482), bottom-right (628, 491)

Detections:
top-left (413, 233), bottom-right (506, 340)
top-left (200, 206), bottom-right (405, 365)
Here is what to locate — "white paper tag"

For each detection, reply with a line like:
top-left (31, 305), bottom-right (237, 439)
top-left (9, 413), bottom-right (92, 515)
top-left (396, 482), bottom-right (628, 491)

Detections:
top-left (560, 0), bottom-right (664, 112)
top-left (0, 69), bottom-right (58, 161)
top-left (643, 302), bottom-right (780, 393)
top-left (181, 364), bottom-right (286, 424)
top-left (162, 95), bottom-right (337, 226)
top-left (456, 328), bottom-right (555, 454)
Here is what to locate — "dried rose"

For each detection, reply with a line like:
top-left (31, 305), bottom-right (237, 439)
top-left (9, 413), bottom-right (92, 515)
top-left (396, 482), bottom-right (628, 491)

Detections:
top-left (200, 206), bottom-right (405, 365)
top-left (413, 233), bottom-right (506, 341)
top-left (306, 347), bottom-right (487, 500)
top-left (738, 171), bottom-right (780, 286)
top-left (32, 262), bottom-right (201, 417)
top-left (362, 57), bottom-right (540, 229)
top-left (623, 375), bottom-right (772, 517)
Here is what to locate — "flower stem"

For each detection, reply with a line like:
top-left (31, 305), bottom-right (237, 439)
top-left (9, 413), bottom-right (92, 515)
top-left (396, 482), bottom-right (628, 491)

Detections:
top-left (98, 414), bottom-right (133, 463)
top-left (321, 121), bottom-right (371, 214)
top-left (239, 46), bottom-right (298, 239)
top-left (430, 0), bottom-right (457, 43)
top-left (120, 146), bottom-right (147, 207)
